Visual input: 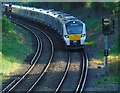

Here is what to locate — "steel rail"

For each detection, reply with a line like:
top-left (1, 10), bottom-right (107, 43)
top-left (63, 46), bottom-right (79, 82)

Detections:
top-left (55, 52), bottom-right (71, 93)
top-left (2, 78), bottom-right (17, 92)
top-left (2, 19), bottom-right (43, 93)
top-left (75, 50), bottom-right (88, 93)
top-left (26, 25), bottom-right (54, 93)
top-left (1, 19), bottom-right (42, 93)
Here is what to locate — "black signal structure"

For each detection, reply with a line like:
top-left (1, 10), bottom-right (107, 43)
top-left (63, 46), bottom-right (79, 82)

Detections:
top-left (8, 4), bottom-right (12, 12)
top-left (102, 18), bottom-right (115, 35)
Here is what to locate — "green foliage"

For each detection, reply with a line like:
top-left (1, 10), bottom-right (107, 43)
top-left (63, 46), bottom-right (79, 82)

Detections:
top-left (96, 76), bottom-right (120, 85)
top-left (2, 17), bottom-right (19, 58)
top-left (110, 34), bottom-right (119, 56)
top-left (103, 2), bottom-right (119, 15)
top-left (91, 2), bottom-right (104, 11)
top-left (61, 2), bottom-right (70, 11)
top-left (0, 31), bottom-right (1, 52)
top-left (118, 32), bottom-right (120, 52)
top-left (2, 16), bottom-right (32, 60)
top-left (85, 2), bottom-right (92, 8)
top-left (12, 2), bottom-right (119, 16)
top-left (2, 16), bottom-right (14, 34)
top-left (85, 17), bottom-right (101, 32)
top-left (2, 16), bottom-right (32, 81)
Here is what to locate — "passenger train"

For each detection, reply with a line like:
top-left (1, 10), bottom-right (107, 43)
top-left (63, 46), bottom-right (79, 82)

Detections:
top-left (2, 3), bottom-right (86, 49)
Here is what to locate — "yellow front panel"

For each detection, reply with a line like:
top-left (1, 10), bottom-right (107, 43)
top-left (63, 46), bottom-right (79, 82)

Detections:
top-left (68, 34), bottom-right (82, 41)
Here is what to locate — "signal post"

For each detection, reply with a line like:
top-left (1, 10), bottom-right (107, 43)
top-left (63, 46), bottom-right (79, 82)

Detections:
top-left (102, 18), bottom-right (115, 75)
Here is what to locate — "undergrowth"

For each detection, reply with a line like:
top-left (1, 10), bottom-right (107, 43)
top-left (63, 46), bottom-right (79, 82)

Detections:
top-left (1, 16), bottom-right (32, 83)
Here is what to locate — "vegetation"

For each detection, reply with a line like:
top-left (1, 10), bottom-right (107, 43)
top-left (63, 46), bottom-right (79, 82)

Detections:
top-left (0, 16), bottom-right (2, 84)
top-left (12, 2), bottom-right (119, 16)
top-left (1, 16), bottom-right (32, 83)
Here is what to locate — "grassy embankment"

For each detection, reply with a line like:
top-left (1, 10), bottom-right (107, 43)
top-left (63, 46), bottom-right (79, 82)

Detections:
top-left (85, 17), bottom-right (119, 84)
top-left (0, 16), bottom-right (32, 83)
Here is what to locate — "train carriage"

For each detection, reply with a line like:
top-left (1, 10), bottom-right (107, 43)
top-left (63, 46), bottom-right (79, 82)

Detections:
top-left (3, 3), bottom-right (86, 49)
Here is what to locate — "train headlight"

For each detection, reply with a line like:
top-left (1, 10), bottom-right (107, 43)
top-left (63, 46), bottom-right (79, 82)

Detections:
top-left (73, 40), bottom-right (77, 43)
top-left (73, 40), bottom-right (77, 45)
top-left (64, 35), bottom-right (69, 38)
top-left (82, 34), bottom-right (86, 37)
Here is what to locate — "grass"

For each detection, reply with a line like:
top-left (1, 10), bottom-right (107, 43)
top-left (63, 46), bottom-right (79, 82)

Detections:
top-left (1, 54), bottom-right (20, 81)
top-left (85, 17), bottom-right (102, 47)
top-left (1, 16), bottom-right (32, 83)
top-left (96, 76), bottom-right (120, 85)
top-left (85, 37), bottom-right (97, 47)
top-left (0, 16), bottom-right (2, 84)
top-left (85, 17), bottom-right (100, 32)
top-left (0, 52), bottom-right (2, 84)
top-left (0, 31), bottom-right (1, 52)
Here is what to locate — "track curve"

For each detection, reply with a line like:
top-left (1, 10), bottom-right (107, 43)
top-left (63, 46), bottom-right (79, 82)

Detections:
top-left (2, 14), bottom-right (88, 93)
top-left (2, 18), bottom-right (43, 93)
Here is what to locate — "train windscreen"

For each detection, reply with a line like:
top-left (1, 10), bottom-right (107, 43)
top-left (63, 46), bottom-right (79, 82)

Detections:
top-left (66, 21), bottom-right (83, 34)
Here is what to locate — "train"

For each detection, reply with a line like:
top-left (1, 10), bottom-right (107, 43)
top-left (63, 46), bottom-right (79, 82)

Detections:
top-left (2, 3), bottom-right (86, 49)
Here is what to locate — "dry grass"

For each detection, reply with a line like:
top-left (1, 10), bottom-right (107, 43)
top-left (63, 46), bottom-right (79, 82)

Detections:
top-left (92, 55), bottom-right (119, 65)
top-left (92, 55), bottom-right (120, 84)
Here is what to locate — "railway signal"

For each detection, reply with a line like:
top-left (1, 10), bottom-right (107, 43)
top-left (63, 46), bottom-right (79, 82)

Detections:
top-left (102, 18), bottom-right (115, 75)
top-left (102, 18), bottom-right (115, 35)
top-left (8, 4), bottom-right (12, 12)
top-left (8, 4), bottom-right (12, 18)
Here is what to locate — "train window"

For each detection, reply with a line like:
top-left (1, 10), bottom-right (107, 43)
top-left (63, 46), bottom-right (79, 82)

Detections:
top-left (66, 21), bottom-right (83, 34)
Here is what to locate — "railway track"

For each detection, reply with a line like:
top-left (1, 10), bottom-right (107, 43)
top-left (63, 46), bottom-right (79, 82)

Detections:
top-left (75, 50), bottom-right (88, 93)
top-left (2, 17), bottom-right (54, 92)
top-left (55, 50), bottom-right (88, 93)
top-left (2, 15), bottom-right (88, 93)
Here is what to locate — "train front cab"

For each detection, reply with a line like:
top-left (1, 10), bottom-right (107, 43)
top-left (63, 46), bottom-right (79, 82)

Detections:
top-left (64, 20), bottom-right (86, 49)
